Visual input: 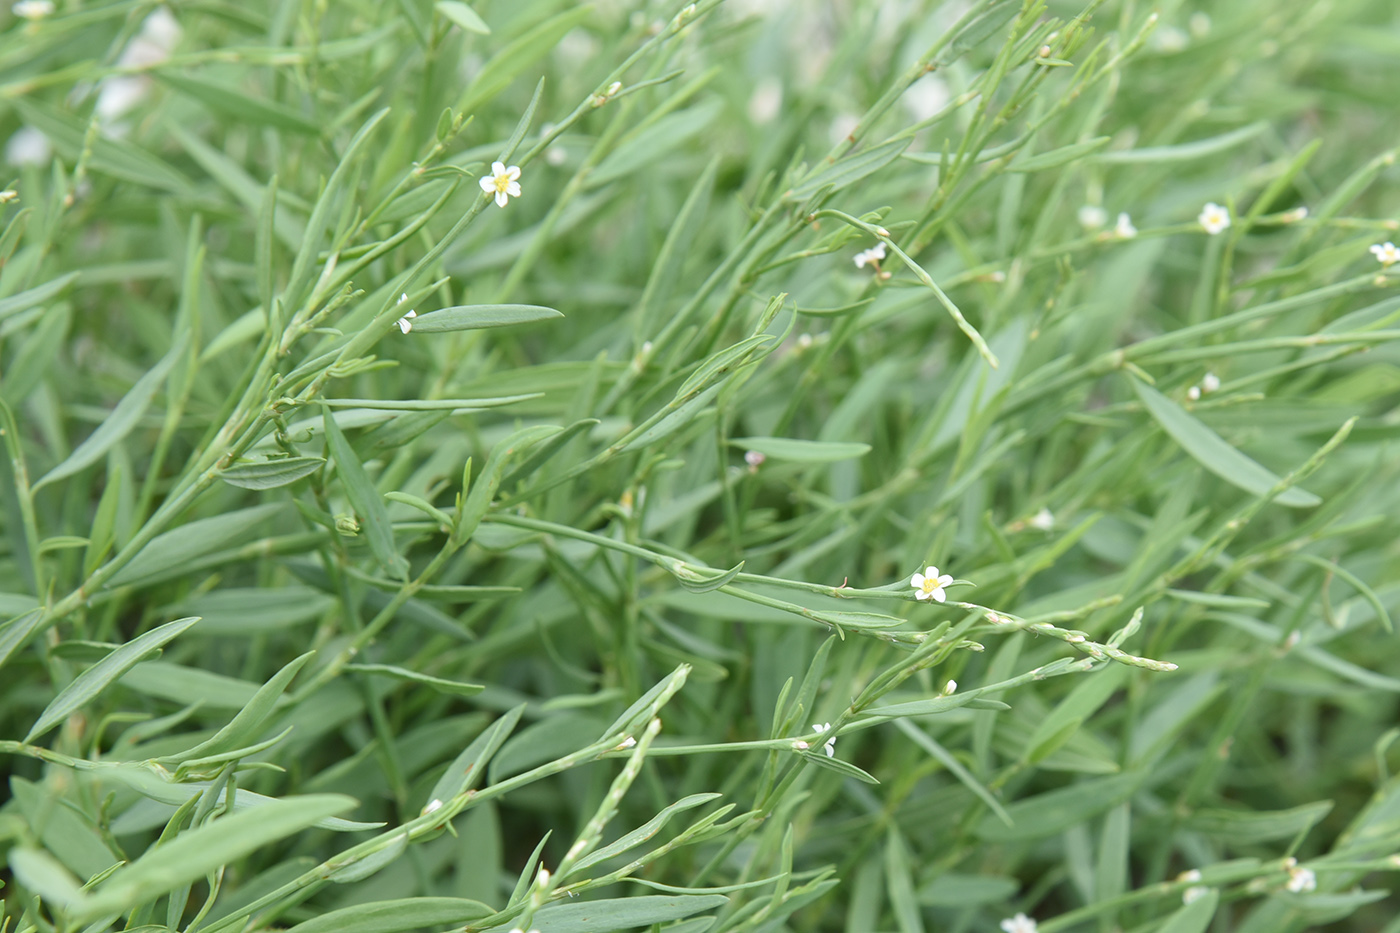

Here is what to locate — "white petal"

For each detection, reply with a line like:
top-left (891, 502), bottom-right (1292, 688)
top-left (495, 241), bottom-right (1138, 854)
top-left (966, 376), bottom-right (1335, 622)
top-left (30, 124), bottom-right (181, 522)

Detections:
top-left (505, 165), bottom-right (521, 180)
top-left (910, 573), bottom-right (926, 588)
top-left (822, 743), bottom-right (834, 758)
top-left (495, 190), bottom-right (509, 208)
top-left (397, 318), bottom-right (412, 334)
top-left (924, 565), bottom-right (939, 578)
top-left (479, 175), bottom-right (495, 194)
top-left (938, 574), bottom-right (953, 587)
top-left (506, 181), bottom-right (521, 197)
top-left (931, 588), bottom-right (946, 603)
top-left (491, 161), bottom-right (506, 176)
top-left (915, 589), bottom-right (931, 601)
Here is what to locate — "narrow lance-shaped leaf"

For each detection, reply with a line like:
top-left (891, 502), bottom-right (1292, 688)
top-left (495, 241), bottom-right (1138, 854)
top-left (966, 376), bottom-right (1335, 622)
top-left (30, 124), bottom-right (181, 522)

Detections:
top-left (427, 703), bottom-right (525, 805)
top-left (27, 616), bottom-right (201, 742)
top-left (35, 332), bottom-right (190, 490)
top-left (285, 897), bottom-right (492, 933)
top-left (408, 304), bottom-right (562, 332)
top-left (72, 794), bottom-right (357, 923)
top-left (323, 407), bottom-right (410, 579)
top-left (159, 651), bottom-right (315, 764)
top-left (1131, 378), bottom-right (1321, 508)
top-left (219, 456), bottom-right (325, 490)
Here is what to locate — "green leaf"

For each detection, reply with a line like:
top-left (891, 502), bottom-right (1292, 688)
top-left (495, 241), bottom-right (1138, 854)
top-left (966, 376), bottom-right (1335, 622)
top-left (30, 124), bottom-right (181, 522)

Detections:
top-left (571, 794), bottom-right (723, 874)
top-left (108, 504), bottom-right (285, 587)
top-left (427, 704), bottom-right (525, 805)
top-left (26, 616), bottom-right (201, 742)
top-left (1010, 137), bottom-right (1111, 172)
top-left (977, 772), bottom-right (1148, 842)
top-left (73, 795), bottom-right (357, 923)
top-left (1184, 801), bottom-right (1333, 843)
top-left (1095, 122), bottom-right (1268, 164)
top-left (14, 98), bottom-right (194, 194)
top-left (218, 456), bottom-right (325, 490)
top-left (730, 437), bottom-right (871, 463)
top-left (1132, 378), bottom-right (1321, 507)
top-left (408, 304), bottom-right (563, 332)
top-left (802, 750), bottom-right (880, 784)
top-left (0, 272), bottom-right (78, 323)
top-left (436, 1), bottom-right (490, 33)
top-left (0, 607), bottom-right (45, 671)
top-left (323, 394), bottom-right (541, 409)
top-left (458, 5), bottom-right (592, 115)
top-left (157, 73), bottom-right (320, 134)
top-left (8, 848), bottom-right (86, 912)
top-left (787, 138), bottom-right (911, 201)
top-left (528, 894), bottom-right (729, 933)
top-left (286, 898), bottom-right (491, 933)
top-left (917, 873), bottom-right (1018, 907)
top-left (160, 651), bottom-right (314, 764)
top-left (1022, 666), bottom-right (1126, 764)
top-left (454, 424), bottom-right (562, 546)
top-left (35, 333), bottom-right (189, 489)
top-left (346, 662), bottom-right (485, 697)
top-left (323, 407), bottom-right (409, 579)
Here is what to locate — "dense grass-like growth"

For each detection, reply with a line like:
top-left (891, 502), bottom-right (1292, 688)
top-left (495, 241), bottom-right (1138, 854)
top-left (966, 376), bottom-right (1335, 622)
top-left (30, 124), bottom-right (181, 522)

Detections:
top-left (2, 1), bottom-right (1400, 931)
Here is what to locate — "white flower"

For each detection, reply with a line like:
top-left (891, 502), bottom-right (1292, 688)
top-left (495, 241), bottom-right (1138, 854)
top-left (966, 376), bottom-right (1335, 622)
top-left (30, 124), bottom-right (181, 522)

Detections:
top-left (796, 333), bottom-right (814, 349)
top-left (616, 736), bottom-right (637, 749)
top-left (1078, 205), bottom-right (1107, 230)
top-left (422, 798), bottom-right (443, 815)
top-left (854, 242), bottom-right (886, 269)
top-left (1183, 885), bottom-right (1210, 904)
top-left (6, 126), bottom-right (51, 166)
top-left (12, 0), bottom-right (53, 19)
top-left (942, 680), bottom-right (957, 695)
top-left (1201, 372), bottom-right (1220, 393)
top-left (1187, 385), bottom-right (1201, 401)
top-left (1370, 242), bottom-right (1400, 267)
top-left (744, 450), bottom-right (765, 470)
top-left (1114, 212), bottom-right (1137, 239)
top-left (0, 189), bottom-right (16, 203)
top-left (1178, 869), bottom-right (1203, 883)
top-left (1282, 206), bottom-right (1308, 222)
top-left (395, 294), bottom-right (417, 334)
top-left (911, 566), bottom-right (953, 603)
top-left (1286, 866), bottom-right (1316, 893)
top-left (479, 160), bottom-right (522, 208)
top-left (1198, 202), bottom-right (1231, 235)
top-left (1000, 913), bottom-right (1038, 933)
top-left (1029, 507), bottom-right (1054, 531)
top-left (811, 722), bottom-right (836, 757)
top-left (95, 76), bottom-right (152, 123)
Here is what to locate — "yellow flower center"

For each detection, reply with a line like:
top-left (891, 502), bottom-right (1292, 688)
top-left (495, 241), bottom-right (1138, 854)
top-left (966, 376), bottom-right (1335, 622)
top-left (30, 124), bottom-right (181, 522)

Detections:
top-left (493, 174), bottom-right (512, 194)
top-left (921, 577), bottom-right (939, 595)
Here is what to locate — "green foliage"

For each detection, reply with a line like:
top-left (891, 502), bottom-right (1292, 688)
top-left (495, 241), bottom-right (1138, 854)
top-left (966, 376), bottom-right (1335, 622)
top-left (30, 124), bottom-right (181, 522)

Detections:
top-left (2, 1), bottom-right (1399, 932)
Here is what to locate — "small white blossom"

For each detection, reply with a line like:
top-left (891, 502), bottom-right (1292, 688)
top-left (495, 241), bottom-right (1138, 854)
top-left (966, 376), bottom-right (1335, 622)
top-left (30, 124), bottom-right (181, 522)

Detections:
top-left (911, 565), bottom-right (953, 603)
top-left (1078, 205), bottom-right (1108, 230)
top-left (0, 189), bottom-right (16, 204)
top-left (942, 680), bottom-right (957, 695)
top-left (606, 81), bottom-right (622, 97)
top-left (796, 333), bottom-right (814, 350)
top-left (1183, 885), bottom-right (1210, 904)
top-left (1370, 242), bottom-right (1400, 267)
top-left (811, 722), bottom-right (836, 757)
top-left (395, 294), bottom-right (417, 334)
top-left (537, 867), bottom-right (550, 887)
top-left (1286, 866), bottom-right (1316, 893)
top-left (1282, 206), bottom-right (1308, 222)
top-left (744, 450), bottom-right (766, 470)
top-left (1187, 385), bottom-right (1201, 401)
top-left (616, 736), bottom-right (637, 749)
top-left (792, 739), bottom-right (809, 751)
top-left (1201, 372), bottom-right (1220, 393)
top-left (1198, 202), bottom-right (1231, 235)
top-left (6, 126), bottom-right (51, 166)
top-left (1114, 212), bottom-right (1137, 239)
top-left (1000, 913), bottom-right (1039, 933)
top-left (1029, 507), bottom-right (1054, 531)
top-left (421, 798), bottom-right (443, 815)
top-left (12, 0), bottom-right (53, 19)
top-left (480, 160), bottom-right (522, 208)
top-left (1178, 869), bottom-right (1203, 883)
top-left (854, 242), bottom-right (886, 269)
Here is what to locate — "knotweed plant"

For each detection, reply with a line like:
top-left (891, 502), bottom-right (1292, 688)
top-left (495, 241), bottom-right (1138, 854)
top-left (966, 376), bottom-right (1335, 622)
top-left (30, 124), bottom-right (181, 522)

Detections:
top-left (2, 2), bottom-right (1399, 933)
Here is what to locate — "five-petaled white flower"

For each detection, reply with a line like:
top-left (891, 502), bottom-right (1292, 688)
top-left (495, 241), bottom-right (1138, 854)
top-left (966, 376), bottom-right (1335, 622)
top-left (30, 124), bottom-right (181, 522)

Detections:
top-left (1198, 202), bottom-right (1230, 235)
top-left (480, 160), bottom-right (522, 208)
top-left (1370, 242), bottom-right (1400, 267)
top-left (1114, 212), bottom-right (1137, 239)
top-left (911, 566), bottom-right (953, 603)
top-left (811, 722), bottom-right (836, 757)
top-left (854, 242), bottom-right (886, 269)
top-left (1000, 913), bottom-right (1038, 933)
top-left (395, 293), bottom-right (416, 334)
top-left (1286, 866), bottom-right (1316, 893)
top-left (12, 0), bottom-right (54, 19)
